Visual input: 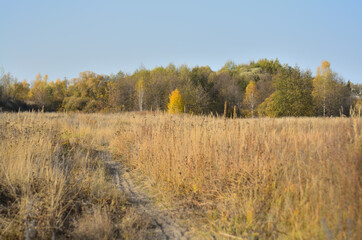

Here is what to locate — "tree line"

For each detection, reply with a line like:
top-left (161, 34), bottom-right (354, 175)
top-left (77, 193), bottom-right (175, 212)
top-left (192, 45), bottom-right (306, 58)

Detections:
top-left (0, 59), bottom-right (361, 117)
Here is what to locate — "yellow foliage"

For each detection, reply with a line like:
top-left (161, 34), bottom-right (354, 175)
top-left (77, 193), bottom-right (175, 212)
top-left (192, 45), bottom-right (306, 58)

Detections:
top-left (243, 80), bottom-right (258, 117)
top-left (136, 78), bottom-right (144, 91)
top-left (321, 60), bottom-right (330, 69)
top-left (167, 88), bottom-right (184, 114)
top-left (245, 80), bottom-right (257, 97)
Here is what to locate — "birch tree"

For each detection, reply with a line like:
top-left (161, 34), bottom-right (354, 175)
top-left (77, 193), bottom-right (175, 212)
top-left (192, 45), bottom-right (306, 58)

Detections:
top-left (243, 80), bottom-right (258, 117)
top-left (136, 78), bottom-right (144, 111)
top-left (313, 61), bottom-right (349, 116)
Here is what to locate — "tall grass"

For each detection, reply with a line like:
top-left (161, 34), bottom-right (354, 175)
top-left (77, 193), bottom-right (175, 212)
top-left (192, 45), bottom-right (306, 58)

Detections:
top-left (111, 113), bottom-right (362, 239)
top-left (0, 112), bottom-right (125, 239)
top-left (1, 112), bottom-right (360, 239)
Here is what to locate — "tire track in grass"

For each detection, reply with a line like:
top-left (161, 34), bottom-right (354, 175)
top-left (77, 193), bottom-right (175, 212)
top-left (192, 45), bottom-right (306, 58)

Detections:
top-left (103, 152), bottom-right (192, 240)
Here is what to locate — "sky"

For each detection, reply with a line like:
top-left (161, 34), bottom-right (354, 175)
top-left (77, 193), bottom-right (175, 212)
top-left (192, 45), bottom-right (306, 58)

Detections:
top-left (0, 0), bottom-right (361, 83)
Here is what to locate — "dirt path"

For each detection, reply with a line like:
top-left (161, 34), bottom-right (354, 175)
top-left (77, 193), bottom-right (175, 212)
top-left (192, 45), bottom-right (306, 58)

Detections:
top-left (102, 152), bottom-right (193, 240)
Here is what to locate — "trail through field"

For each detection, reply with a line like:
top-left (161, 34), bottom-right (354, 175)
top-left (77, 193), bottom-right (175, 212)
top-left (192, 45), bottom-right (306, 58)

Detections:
top-left (102, 152), bottom-right (193, 240)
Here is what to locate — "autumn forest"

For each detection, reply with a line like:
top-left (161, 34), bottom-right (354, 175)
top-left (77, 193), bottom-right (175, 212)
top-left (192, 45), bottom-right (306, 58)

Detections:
top-left (1, 59), bottom-right (361, 117)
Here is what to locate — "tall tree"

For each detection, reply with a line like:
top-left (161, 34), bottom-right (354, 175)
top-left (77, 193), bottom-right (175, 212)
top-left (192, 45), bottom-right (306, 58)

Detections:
top-left (181, 83), bottom-right (209, 114)
top-left (48, 78), bottom-right (67, 110)
top-left (313, 61), bottom-right (350, 116)
top-left (243, 80), bottom-right (258, 117)
top-left (10, 80), bottom-right (30, 102)
top-left (313, 61), bottom-right (330, 117)
top-left (63, 71), bottom-right (108, 112)
top-left (213, 72), bottom-right (242, 116)
top-left (146, 67), bottom-right (170, 110)
top-left (0, 70), bottom-right (16, 102)
top-left (107, 73), bottom-right (135, 112)
top-left (136, 78), bottom-right (145, 111)
top-left (258, 66), bottom-right (314, 117)
top-left (167, 88), bottom-right (184, 114)
top-left (29, 74), bottom-right (49, 108)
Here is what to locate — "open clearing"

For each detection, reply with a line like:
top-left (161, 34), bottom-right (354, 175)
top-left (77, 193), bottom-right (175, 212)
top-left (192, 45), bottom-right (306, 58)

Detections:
top-left (0, 112), bottom-right (361, 239)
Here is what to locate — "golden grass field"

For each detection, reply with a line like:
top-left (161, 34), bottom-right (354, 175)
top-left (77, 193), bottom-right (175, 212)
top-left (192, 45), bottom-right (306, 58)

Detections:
top-left (0, 112), bottom-right (130, 239)
top-left (1, 112), bottom-right (361, 239)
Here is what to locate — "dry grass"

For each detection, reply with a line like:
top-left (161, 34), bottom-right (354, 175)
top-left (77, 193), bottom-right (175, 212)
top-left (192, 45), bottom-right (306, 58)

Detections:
top-left (0, 112), bottom-right (128, 239)
top-left (1, 112), bottom-right (361, 239)
top-left (72, 208), bottom-right (113, 239)
top-left (111, 113), bottom-right (362, 239)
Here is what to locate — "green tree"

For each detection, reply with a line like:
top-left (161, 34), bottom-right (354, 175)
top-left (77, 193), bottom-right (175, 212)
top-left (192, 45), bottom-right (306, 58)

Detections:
top-left (255, 58), bottom-right (282, 74)
top-left (258, 66), bottom-right (314, 117)
top-left (167, 88), bottom-right (184, 114)
top-left (257, 92), bottom-right (277, 117)
top-left (181, 66), bottom-right (212, 113)
top-left (48, 78), bottom-right (67, 110)
top-left (190, 66), bottom-right (213, 91)
top-left (144, 66), bottom-right (174, 111)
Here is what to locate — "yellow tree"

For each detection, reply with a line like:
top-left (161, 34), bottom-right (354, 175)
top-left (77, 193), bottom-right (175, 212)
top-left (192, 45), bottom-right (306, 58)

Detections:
top-left (313, 61), bottom-right (331, 117)
top-left (10, 80), bottom-right (30, 102)
top-left (313, 60), bottom-right (348, 116)
top-left (29, 73), bottom-right (49, 108)
top-left (167, 88), bottom-right (184, 114)
top-left (243, 80), bottom-right (258, 117)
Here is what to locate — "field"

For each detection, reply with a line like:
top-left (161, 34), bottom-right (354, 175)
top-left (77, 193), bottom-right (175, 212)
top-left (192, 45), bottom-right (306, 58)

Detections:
top-left (0, 112), bottom-right (361, 239)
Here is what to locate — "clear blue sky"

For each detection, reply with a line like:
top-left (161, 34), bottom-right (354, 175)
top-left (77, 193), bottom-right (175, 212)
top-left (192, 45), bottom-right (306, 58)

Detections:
top-left (1, 0), bottom-right (361, 83)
